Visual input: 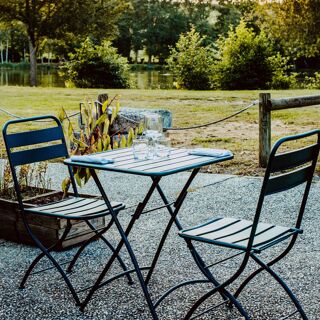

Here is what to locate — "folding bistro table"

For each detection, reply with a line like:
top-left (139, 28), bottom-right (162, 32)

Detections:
top-left (64, 147), bottom-right (233, 319)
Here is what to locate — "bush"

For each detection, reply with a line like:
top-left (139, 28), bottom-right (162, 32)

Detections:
top-left (61, 38), bottom-right (130, 88)
top-left (267, 53), bottom-right (297, 89)
top-left (167, 28), bottom-right (215, 90)
top-left (213, 20), bottom-right (274, 90)
top-left (302, 72), bottom-right (320, 89)
top-left (213, 20), bottom-right (296, 90)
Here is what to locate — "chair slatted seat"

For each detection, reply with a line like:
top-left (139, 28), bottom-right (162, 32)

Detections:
top-left (174, 130), bottom-right (320, 320)
top-left (2, 115), bottom-right (132, 307)
top-left (180, 217), bottom-right (296, 252)
top-left (25, 198), bottom-right (124, 219)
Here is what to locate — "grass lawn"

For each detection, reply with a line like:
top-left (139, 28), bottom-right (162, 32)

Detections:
top-left (1, 86), bottom-right (320, 175)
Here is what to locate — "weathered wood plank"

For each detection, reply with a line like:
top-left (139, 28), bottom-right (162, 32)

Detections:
top-left (259, 93), bottom-right (271, 168)
top-left (269, 95), bottom-right (320, 111)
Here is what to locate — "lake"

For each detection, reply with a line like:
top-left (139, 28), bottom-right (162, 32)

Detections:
top-left (0, 67), bottom-right (175, 89)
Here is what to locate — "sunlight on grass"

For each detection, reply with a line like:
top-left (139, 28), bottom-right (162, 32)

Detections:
top-left (0, 86), bottom-right (319, 175)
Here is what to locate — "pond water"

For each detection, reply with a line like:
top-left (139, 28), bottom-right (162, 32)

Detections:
top-left (0, 67), bottom-right (175, 89)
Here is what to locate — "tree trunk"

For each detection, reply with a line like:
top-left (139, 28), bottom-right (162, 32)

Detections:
top-left (0, 40), bottom-right (3, 63)
top-left (29, 40), bottom-right (37, 86)
top-left (134, 50), bottom-right (138, 64)
top-left (5, 38), bottom-right (9, 63)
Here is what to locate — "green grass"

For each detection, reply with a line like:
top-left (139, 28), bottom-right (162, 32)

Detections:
top-left (1, 86), bottom-right (319, 175)
top-left (191, 137), bottom-right (232, 145)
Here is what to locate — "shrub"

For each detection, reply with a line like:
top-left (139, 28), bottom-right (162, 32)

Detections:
top-left (213, 20), bottom-right (274, 90)
top-left (303, 72), bottom-right (320, 89)
top-left (267, 53), bottom-right (297, 89)
top-left (167, 28), bottom-right (215, 90)
top-left (61, 38), bottom-right (130, 88)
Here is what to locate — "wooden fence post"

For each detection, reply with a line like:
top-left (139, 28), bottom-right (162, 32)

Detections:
top-left (259, 92), bottom-right (271, 168)
top-left (97, 93), bottom-right (108, 117)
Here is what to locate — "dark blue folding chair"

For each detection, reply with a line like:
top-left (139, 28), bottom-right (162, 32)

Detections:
top-left (177, 130), bottom-right (320, 319)
top-left (2, 115), bottom-right (132, 306)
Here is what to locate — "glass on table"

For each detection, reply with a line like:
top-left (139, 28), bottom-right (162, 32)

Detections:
top-left (155, 137), bottom-right (171, 158)
top-left (132, 138), bottom-right (149, 160)
top-left (143, 113), bottom-right (163, 140)
top-left (142, 113), bottom-right (164, 159)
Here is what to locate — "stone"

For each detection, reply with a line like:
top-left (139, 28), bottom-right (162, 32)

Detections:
top-left (110, 107), bottom-right (173, 133)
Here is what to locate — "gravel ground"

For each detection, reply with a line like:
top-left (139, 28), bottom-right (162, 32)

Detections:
top-left (1, 167), bottom-right (320, 320)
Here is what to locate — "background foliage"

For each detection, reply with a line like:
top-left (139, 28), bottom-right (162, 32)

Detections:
top-left (167, 28), bottom-right (215, 90)
top-left (212, 20), bottom-right (295, 90)
top-left (61, 39), bottom-right (130, 89)
top-left (0, 0), bottom-right (320, 89)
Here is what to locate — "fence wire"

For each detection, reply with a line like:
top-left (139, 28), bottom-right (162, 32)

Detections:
top-left (0, 99), bottom-right (258, 130)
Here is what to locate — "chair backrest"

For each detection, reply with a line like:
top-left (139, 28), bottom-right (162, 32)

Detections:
top-left (2, 115), bottom-right (77, 207)
top-left (247, 129), bottom-right (320, 251)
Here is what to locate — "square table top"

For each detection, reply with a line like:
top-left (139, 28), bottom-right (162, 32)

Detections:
top-left (64, 148), bottom-right (233, 177)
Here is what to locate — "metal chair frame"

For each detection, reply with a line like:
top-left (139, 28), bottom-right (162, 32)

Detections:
top-left (165, 130), bottom-right (320, 320)
top-left (2, 115), bottom-right (132, 306)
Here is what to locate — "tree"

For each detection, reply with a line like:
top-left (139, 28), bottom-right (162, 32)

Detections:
top-left (0, 0), bottom-right (128, 86)
top-left (0, 22), bottom-right (30, 63)
top-left (254, 0), bottom-right (320, 59)
top-left (144, 0), bottom-right (188, 63)
top-left (113, 0), bottom-right (148, 62)
top-left (182, 0), bottom-right (218, 44)
top-left (167, 28), bottom-right (215, 90)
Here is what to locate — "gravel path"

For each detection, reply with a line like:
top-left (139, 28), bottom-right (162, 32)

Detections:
top-left (1, 168), bottom-right (320, 319)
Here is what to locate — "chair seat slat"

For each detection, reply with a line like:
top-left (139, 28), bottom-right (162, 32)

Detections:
top-left (53, 201), bottom-right (111, 215)
top-left (203, 220), bottom-right (253, 240)
top-left (25, 198), bottom-right (123, 219)
top-left (11, 144), bottom-right (67, 166)
top-left (181, 217), bottom-right (236, 236)
top-left (235, 226), bottom-right (292, 248)
top-left (40, 198), bottom-right (98, 213)
top-left (6, 126), bottom-right (64, 148)
top-left (220, 223), bottom-right (274, 244)
top-left (34, 197), bottom-right (86, 211)
top-left (180, 218), bottom-right (292, 251)
top-left (251, 226), bottom-right (292, 248)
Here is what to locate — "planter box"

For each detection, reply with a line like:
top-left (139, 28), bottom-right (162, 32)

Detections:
top-left (0, 190), bottom-right (106, 250)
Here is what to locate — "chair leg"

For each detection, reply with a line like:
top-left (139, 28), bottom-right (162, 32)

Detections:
top-left (187, 244), bottom-right (250, 320)
top-left (67, 224), bottom-right (105, 273)
top-left (21, 219), bottom-right (81, 306)
top-left (20, 221), bottom-right (72, 289)
top-left (67, 220), bottom-right (134, 285)
top-left (234, 242), bottom-right (295, 300)
top-left (251, 254), bottom-right (308, 320)
top-left (184, 283), bottom-right (250, 320)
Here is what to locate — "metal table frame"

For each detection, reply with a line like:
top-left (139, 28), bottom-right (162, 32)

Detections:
top-left (64, 148), bottom-right (234, 319)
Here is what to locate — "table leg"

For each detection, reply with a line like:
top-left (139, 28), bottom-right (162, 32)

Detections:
top-left (80, 170), bottom-right (161, 319)
top-left (145, 169), bottom-right (230, 306)
top-left (145, 168), bottom-right (200, 285)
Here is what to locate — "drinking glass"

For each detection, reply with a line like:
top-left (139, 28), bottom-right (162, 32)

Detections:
top-left (132, 138), bottom-right (149, 160)
top-left (155, 137), bottom-right (171, 158)
top-left (143, 113), bottom-right (163, 158)
top-left (143, 113), bottom-right (163, 140)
